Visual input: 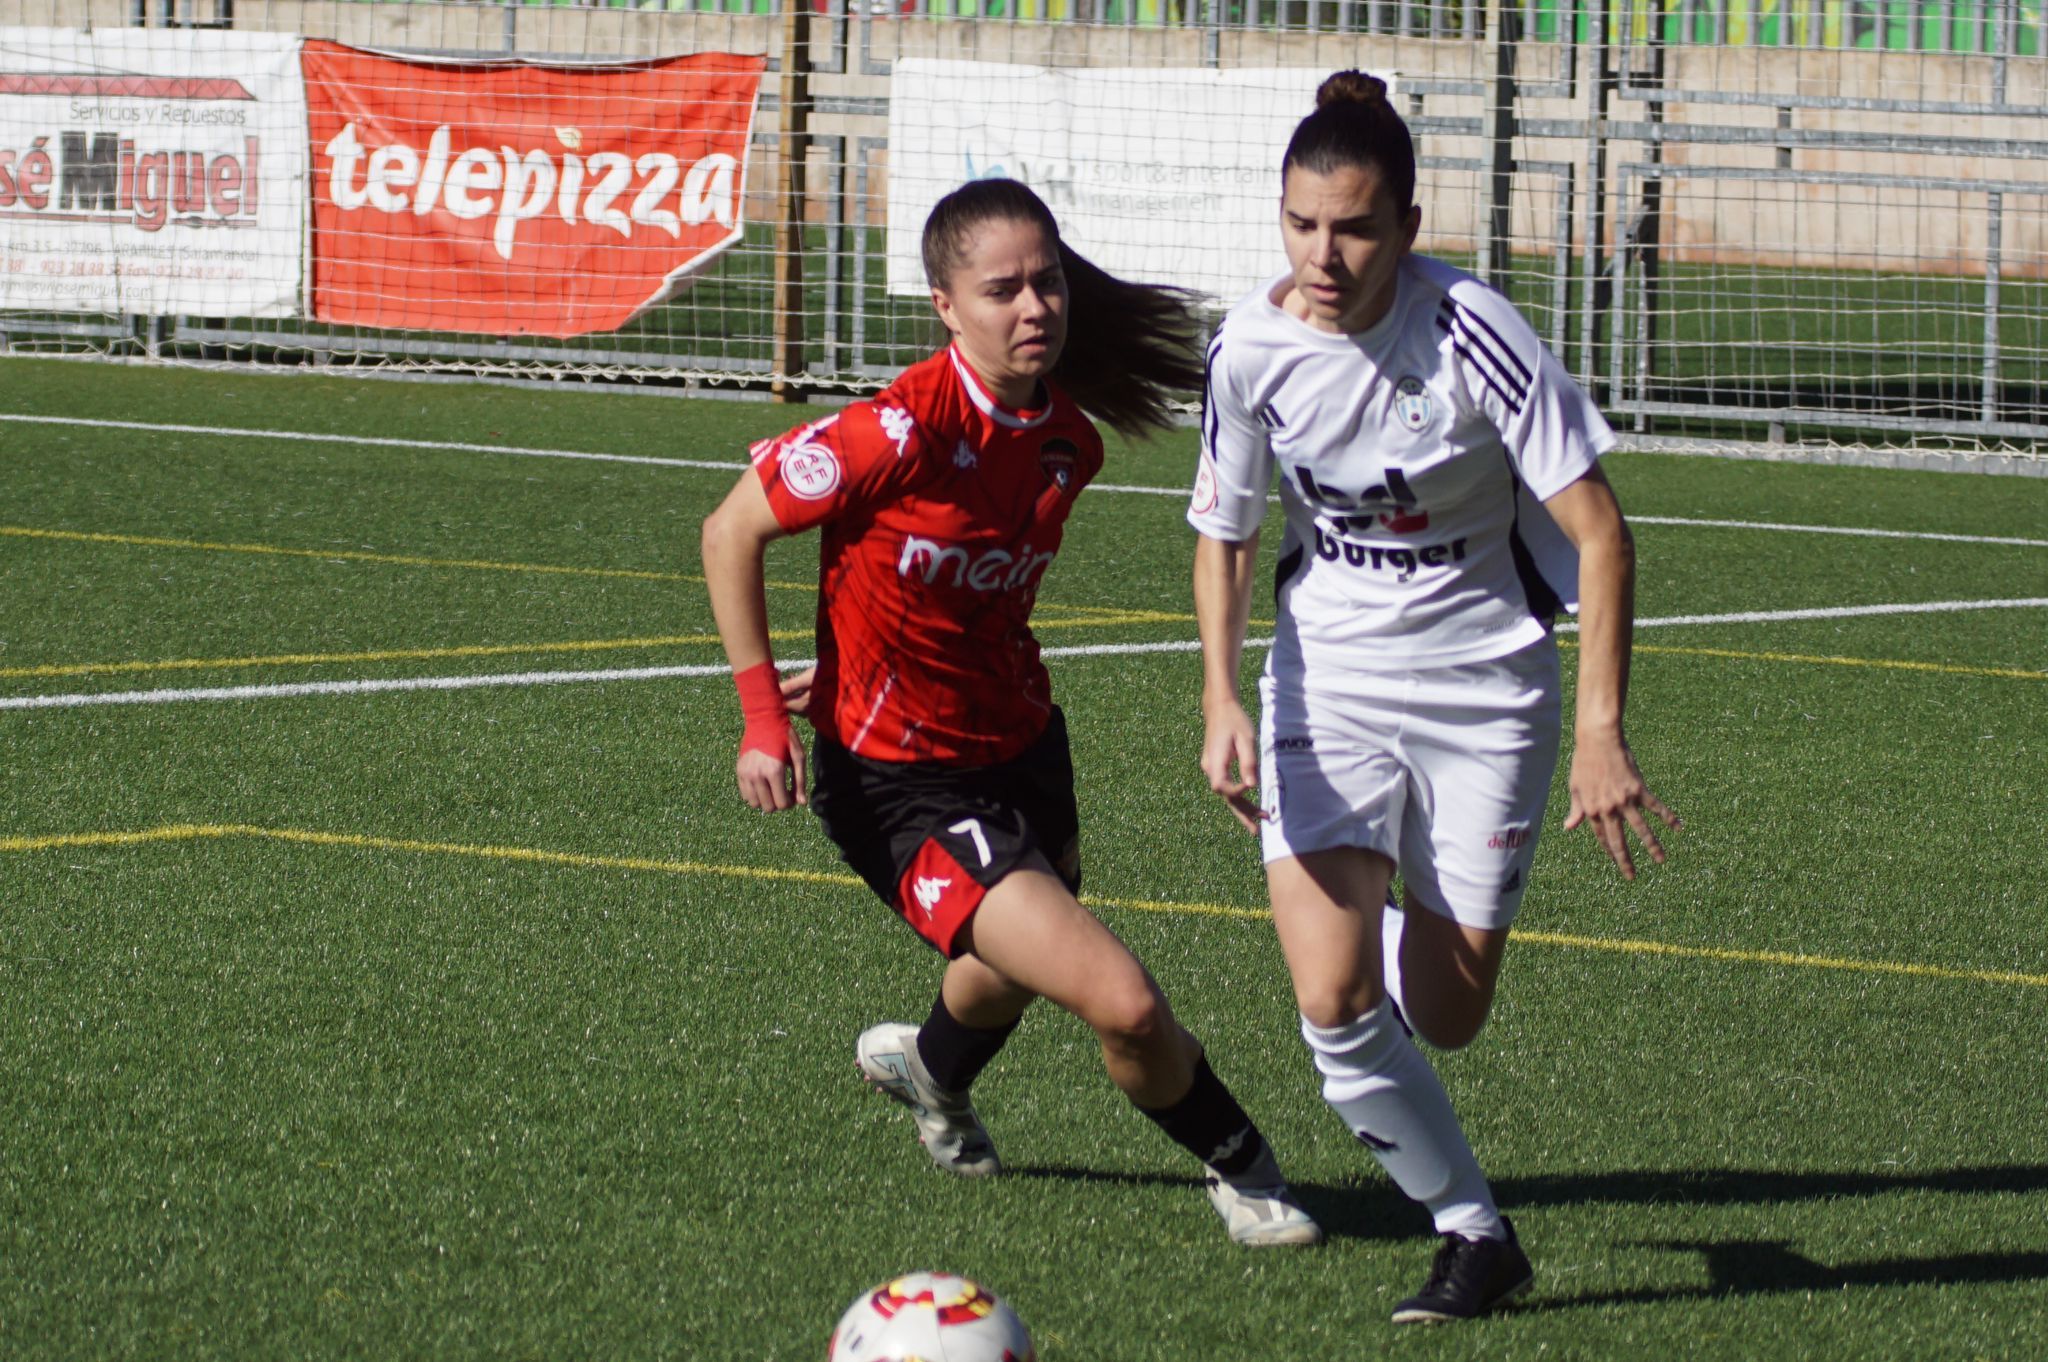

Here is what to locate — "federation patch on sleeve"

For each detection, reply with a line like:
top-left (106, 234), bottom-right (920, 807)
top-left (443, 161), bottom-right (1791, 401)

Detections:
top-left (779, 442), bottom-right (843, 500)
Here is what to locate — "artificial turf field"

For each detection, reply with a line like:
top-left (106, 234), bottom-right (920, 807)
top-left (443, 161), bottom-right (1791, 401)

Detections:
top-left (2, 355), bottom-right (2045, 1361)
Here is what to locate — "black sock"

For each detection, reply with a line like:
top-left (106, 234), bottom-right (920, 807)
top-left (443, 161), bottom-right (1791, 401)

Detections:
top-left (915, 992), bottom-right (1019, 1094)
top-left (1136, 1055), bottom-right (1270, 1180)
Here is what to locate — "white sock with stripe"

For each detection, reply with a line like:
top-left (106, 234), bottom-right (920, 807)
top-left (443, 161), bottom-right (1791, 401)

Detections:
top-left (1300, 1001), bottom-right (1503, 1240)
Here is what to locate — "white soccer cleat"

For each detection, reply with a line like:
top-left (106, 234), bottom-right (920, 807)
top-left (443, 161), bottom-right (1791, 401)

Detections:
top-left (1203, 1163), bottom-right (1325, 1247)
top-left (855, 1022), bottom-right (1001, 1178)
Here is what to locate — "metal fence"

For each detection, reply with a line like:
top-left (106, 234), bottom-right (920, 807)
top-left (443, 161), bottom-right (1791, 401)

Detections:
top-left (158, 0), bottom-right (2047, 56)
top-left (2, 0), bottom-right (2043, 467)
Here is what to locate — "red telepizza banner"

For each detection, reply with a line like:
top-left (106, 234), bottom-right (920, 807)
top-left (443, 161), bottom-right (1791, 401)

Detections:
top-left (304, 42), bottom-right (763, 337)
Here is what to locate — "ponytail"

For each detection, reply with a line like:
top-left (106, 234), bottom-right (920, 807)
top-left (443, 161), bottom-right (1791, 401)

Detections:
top-left (1048, 240), bottom-right (1206, 438)
top-left (922, 178), bottom-right (1203, 439)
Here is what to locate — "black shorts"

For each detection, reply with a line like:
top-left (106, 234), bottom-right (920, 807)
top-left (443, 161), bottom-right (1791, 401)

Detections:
top-left (810, 708), bottom-right (1082, 957)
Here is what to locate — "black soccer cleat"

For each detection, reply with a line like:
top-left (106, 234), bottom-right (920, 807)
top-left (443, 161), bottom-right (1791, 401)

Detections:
top-left (1390, 1216), bottom-right (1534, 1324)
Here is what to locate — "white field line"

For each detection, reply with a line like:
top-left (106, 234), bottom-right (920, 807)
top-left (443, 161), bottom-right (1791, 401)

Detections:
top-left (1557, 596), bottom-right (2048, 633)
top-left (0, 661), bottom-right (757, 711)
top-left (7, 597), bottom-right (2046, 712)
top-left (0, 413), bottom-right (740, 473)
top-left (8, 412), bottom-right (2045, 550)
top-left (1627, 515), bottom-right (2048, 549)
top-left (0, 640), bottom-right (1223, 712)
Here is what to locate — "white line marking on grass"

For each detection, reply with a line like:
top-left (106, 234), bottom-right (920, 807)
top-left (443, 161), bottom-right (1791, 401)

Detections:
top-left (0, 413), bottom-right (740, 472)
top-left (1629, 516), bottom-right (2048, 549)
top-left (1088, 482), bottom-right (1188, 497)
top-left (0, 638), bottom-right (1271, 711)
top-left (8, 412), bottom-right (2044, 550)
top-left (0, 661), bottom-right (756, 711)
top-left (1558, 597), bottom-right (2048, 632)
top-left (11, 594), bottom-right (2047, 712)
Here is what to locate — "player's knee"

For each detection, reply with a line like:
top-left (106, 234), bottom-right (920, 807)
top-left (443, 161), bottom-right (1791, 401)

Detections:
top-left (1411, 1009), bottom-right (1487, 1051)
top-left (1293, 977), bottom-right (1384, 1031)
top-left (1400, 978), bottom-right (1496, 1051)
top-left (1088, 982), bottom-right (1169, 1054)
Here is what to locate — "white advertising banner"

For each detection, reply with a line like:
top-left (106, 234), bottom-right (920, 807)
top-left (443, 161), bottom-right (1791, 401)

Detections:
top-left (0, 28), bottom-right (306, 316)
top-left (886, 61), bottom-right (1382, 305)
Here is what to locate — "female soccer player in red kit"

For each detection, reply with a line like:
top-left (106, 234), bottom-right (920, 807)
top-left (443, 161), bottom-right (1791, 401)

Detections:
top-left (701, 179), bottom-right (1320, 1246)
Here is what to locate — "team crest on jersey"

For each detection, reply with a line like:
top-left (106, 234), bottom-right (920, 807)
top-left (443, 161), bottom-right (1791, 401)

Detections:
top-left (1393, 376), bottom-right (1434, 432)
top-left (779, 442), bottom-right (842, 500)
top-left (1040, 437), bottom-right (1080, 491)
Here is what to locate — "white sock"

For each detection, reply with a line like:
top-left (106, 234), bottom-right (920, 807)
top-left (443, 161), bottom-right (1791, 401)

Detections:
top-left (1381, 896), bottom-right (1408, 1023)
top-left (1300, 1001), bottom-right (1503, 1240)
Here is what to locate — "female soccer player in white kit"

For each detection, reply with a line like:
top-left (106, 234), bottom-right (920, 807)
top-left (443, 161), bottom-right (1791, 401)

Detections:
top-left (1190, 71), bottom-right (1680, 1322)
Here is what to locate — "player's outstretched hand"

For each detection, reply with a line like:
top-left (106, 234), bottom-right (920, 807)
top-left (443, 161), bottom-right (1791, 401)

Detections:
top-left (736, 730), bottom-right (807, 813)
top-left (780, 666), bottom-right (816, 720)
top-left (1201, 700), bottom-right (1265, 834)
top-left (1564, 732), bottom-right (1679, 879)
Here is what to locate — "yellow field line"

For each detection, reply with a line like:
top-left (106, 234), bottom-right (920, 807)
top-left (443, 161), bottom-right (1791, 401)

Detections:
top-left (0, 525), bottom-right (817, 595)
top-left (1035, 602), bottom-right (1196, 624)
top-left (0, 822), bottom-right (863, 889)
top-left (18, 624), bottom-right (2033, 687)
top-left (1513, 929), bottom-right (2048, 989)
top-left (4, 524), bottom-right (1196, 659)
top-left (7, 822), bottom-right (2043, 989)
top-left (1633, 642), bottom-right (2046, 682)
top-left (1558, 638), bottom-right (2046, 683)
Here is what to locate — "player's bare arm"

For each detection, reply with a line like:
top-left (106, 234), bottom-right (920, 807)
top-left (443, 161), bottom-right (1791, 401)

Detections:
top-left (1194, 530), bottom-right (1264, 832)
top-left (702, 471), bottom-right (808, 812)
top-left (1543, 465), bottom-right (1680, 878)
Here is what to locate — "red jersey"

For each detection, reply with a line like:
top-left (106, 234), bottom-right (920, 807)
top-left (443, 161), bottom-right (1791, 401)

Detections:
top-left (752, 345), bottom-right (1103, 766)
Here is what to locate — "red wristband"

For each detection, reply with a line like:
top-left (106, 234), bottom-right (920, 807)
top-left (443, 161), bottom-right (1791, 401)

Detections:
top-left (733, 661), bottom-right (791, 759)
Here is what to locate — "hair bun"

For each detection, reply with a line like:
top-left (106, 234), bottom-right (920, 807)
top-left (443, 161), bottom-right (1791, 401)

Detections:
top-left (1315, 70), bottom-right (1387, 111)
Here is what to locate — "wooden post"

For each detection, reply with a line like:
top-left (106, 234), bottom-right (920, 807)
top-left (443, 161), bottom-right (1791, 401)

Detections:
top-left (1477, 0), bottom-right (1519, 290)
top-left (771, 1), bottom-right (812, 403)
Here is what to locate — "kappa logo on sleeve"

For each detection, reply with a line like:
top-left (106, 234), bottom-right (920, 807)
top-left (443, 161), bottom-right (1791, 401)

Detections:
top-left (876, 405), bottom-right (917, 457)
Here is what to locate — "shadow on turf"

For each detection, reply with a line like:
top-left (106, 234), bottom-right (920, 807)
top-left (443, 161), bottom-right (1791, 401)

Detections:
top-left (1010, 1163), bottom-right (2048, 1255)
top-left (1521, 1239), bottom-right (2048, 1312)
top-left (1494, 1166), bottom-right (2048, 1312)
top-left (1005, 1165), bottom-right (1429, 1243)
top-left (1494, 1164), bottom-right (2048, 1211)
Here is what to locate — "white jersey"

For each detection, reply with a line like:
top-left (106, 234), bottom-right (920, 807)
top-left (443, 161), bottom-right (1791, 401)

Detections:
top-left (1188, 254), bottom-right (1615, 680)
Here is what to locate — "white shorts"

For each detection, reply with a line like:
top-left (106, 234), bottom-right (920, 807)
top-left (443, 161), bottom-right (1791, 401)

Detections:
top-left (1258, 642), bottom-right (1562, 930)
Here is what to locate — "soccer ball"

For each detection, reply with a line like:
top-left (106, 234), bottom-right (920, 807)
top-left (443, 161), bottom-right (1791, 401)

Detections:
top-left (826, 1272), bottom-right (1036, 1362)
